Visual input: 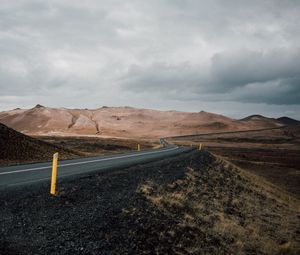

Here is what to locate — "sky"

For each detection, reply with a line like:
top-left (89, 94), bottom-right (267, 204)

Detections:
top-left (0, 0), bottom-right (300, 119)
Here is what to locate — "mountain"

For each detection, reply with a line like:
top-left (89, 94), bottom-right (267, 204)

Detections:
top-left (0, 105), bottom-right (285, 138)
top-left (240, 115), bottom-right (284, 129)
top-left (277, 116), bottom-right (300, 126)
top-left (240, 114), bottom-right (267, 121)
top-left (0, 123), bottom-right (79, 165)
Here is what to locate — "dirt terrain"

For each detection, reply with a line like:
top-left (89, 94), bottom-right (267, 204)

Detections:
top-left (0, 123), bottom-right (80, 166)
top-left (37, 136), bottom-right (158, 157)
top-left (0, 150), bottom-right (299, 254)
top-left (169, 125), bottom-right (300, 197)
top-left (1, 106), bottom-right (299, 253)
top-left (209, 147), bottom-right (300, 196)
top-left (0, 105), bottom-right (288, 138)
top-left (0, 123), bottom-right (158, 166)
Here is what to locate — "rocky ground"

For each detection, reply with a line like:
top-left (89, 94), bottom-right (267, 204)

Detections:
top-left (0, 122), bottom-right (157, 166)
top-left (169, 125), bottom-right (300, 197)
top-left (208, 147), bottom-right (300, 196)
top-left (0, 150), bottom-right (299, 254)
top-left (38, 136), bottom-right (157, 157)
top-left (0, 123), bottom-right (80, 166)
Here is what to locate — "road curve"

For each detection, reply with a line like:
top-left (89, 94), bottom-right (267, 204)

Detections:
top-left (0, 144), bottom-right (192, 189)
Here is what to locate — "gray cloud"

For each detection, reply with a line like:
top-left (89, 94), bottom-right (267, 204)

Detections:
top-left (122, 47), bottom-right (300, 105)
top-left (0, 0), bottom-right (300, 118)
top-left (210, 48), bottom-right (300, 92)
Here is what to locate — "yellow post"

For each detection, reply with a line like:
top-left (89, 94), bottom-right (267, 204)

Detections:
top-left (199, 143), bottom-right (202, 150)
top-left (137, 144), bottom-right (141, 151)
top-left (50, 152), bottom-right (59, 196)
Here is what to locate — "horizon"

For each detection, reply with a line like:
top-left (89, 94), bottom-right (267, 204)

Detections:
top-left (1, 1), bottom-right (300, 119)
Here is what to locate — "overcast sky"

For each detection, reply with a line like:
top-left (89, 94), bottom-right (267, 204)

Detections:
top-left (0, 0), bottom-right (299, 119)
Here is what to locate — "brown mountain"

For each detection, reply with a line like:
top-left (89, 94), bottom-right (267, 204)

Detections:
top-left (0, 123), bottom-right (79, 165)
top-left (0, 105), bottom-right (284, 138)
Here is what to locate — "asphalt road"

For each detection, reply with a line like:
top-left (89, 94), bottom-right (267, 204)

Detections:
top-left (165, 126), bottom-right (286, 139)
top-left (0, 144), bottom-right (192, 189)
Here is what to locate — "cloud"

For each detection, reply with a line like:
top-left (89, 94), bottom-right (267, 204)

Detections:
top-left (122, 47), bottom-right (300, 105)
top-left (210, 48), bottom-right (300, 92)
top-left (0, 0), bottom-right (300, 118)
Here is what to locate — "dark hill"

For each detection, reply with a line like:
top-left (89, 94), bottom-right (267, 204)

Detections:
top-left (240, 114), bottom-right (269, 121)
top-left (277, 117), bottom-right (300, 126)
top-left (0, 123), bottom-right (80, 166)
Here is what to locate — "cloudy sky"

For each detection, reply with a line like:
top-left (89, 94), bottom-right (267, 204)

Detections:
top-left (0, 0), bottom-right (300, 119)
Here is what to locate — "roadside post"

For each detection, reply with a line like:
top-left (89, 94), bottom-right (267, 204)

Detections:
top-left (50, 152), bottom-right (59, 196)
top-left (137, 144), bottom-right (141, 151)
top-left (199, 143), bottom-right (202, 150)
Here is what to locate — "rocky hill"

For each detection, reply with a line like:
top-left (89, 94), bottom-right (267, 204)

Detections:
top-left (0, 105), bottom-right (285, 138)
top-left (0, 123), bottom-right (80, 165)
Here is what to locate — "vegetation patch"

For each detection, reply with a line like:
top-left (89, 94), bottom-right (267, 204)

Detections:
top-left (137, 155), bottom-right (300, 254)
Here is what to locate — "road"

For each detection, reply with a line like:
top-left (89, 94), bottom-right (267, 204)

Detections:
top-left (165, 126), bottom-right (286, 139)
top-left (0, 144), bottom-right (192, 189)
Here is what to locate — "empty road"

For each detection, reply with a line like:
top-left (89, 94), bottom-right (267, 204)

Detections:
top-left (0, 144), bottom-right (192, 189)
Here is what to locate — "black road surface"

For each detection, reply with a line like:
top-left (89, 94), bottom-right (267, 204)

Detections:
top-left (0, 144), bottom-right (192, 189)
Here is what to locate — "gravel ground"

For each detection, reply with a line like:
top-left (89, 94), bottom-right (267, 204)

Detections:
top-left (0, 150), bottom-right (299, 254)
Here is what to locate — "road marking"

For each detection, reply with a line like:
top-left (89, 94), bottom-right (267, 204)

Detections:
top-left (0, 146), bottom-right (179, 176)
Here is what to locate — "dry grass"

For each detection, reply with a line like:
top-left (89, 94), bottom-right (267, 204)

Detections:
top-left (138, 153), bottom-right (300, 254)
top-left (215, 155), bottom-right (300, 209)
top-left (168, 126), bottom-right (300, 198)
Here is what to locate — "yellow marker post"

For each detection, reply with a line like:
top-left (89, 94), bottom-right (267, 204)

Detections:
top-left (50, 152), bottom-right (59, 196)
top-left (137, 144), bottom-right (141, 151)
top-left (199, 143), bottom-right (202, 150)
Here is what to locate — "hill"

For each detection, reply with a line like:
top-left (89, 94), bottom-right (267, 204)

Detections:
top-left (277, 116), bottom-right (300, 126)
top-left (0, 123), bottom-right (80, 166)
top-left (240, 114), bottom-right (283, 129)
top-left (0, 105), bottom-right (285, 138)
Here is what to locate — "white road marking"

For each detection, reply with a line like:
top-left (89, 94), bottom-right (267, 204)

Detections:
top-left (0, 146), bottom-right (179, 176)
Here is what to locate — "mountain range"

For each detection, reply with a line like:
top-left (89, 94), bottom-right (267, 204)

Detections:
top-left (0, 105), bottom-right (298, 138)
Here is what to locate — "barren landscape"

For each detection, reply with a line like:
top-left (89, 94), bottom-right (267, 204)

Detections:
top-left (168, 125), bottom-right (300, 197)
top-left (1, 106), bottom-right (300, 254)
top-left (0, 105), bottom-right (286, 138)
top-left (0, 123), bottom-right (81, 166)
top-left (38, 136), bottom-right (157, 157)
top-left (1, 0), bottom-right (300, 254)
top-left (0, 122), bottom-right (157, 166)
top-left (1, 150), bottom-right (299, 254)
